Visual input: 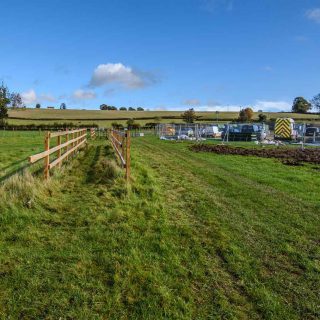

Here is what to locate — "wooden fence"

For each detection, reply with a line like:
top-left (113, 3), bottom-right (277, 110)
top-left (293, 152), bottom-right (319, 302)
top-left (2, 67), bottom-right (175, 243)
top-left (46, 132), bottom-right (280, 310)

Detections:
top-left (29, 129), bottom-right (87, 179)
top-left (90, 128), bottom-right (96, 139)
top-left (109, 129), bottom-right (131, 181)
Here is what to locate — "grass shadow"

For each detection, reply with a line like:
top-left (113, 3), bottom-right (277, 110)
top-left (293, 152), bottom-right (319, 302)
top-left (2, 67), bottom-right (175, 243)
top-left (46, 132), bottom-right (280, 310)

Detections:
top-left (103, 145), bottom-right (114, 157)
top-left (86, 145), bottom-right (102, 184)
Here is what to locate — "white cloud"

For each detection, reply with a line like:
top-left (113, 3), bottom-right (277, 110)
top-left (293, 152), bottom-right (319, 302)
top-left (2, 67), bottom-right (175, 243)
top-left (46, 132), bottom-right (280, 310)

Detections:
top-left (254, 100), bottom-right (291, 112)
top-left (21, 89), bottom-right (37, 104)
top-left (306, 8), bottom-right (320, 23)
top-left (155, 104), bottom-right (241, 112)
top-left (39, 93), bottom-right (56, 102)
top-left (197, 105), bottom-right (241, 112)
top-left (192, 101), bottom-right (291, 112)
top-left (21, 90), bottom-right (57, 105)
top-left (165, 100), bottom-right (291, 112)
top-left (207, 99), bottom-right (222, 106)
top-left (153, 105), bottom-right (168, 111)
top-left (89, 63), bottom-right (155, 89)
top-left (73, 89), bottom-right (96, 100)
top-left (183, 98), bottom-right (201, 106)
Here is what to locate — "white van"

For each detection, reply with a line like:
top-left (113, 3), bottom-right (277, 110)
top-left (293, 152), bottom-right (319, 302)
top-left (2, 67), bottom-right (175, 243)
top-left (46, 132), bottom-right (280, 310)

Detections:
top-left (202, 126), bottom-right (221, 138)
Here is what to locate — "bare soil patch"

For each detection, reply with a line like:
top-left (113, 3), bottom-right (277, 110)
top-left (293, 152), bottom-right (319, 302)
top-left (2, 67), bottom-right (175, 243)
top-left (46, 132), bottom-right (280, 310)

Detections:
top-left (191, 144), bottom-right (320, 165)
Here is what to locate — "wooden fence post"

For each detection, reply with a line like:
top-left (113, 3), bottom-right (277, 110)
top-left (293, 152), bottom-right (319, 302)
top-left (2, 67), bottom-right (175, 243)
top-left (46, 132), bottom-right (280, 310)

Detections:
top-left (121, 134), bottom-right (125, 168)
top-left (44, 131), bottom-right (51, 179)
top-left (57, 134), bottom-right (61, 168)
top-left (66, 129), bottom-right (69, 161)
top-left (126, 130), bottom-right (131, 181)
top-left (72, 131), bottom-right (75, 157)
top-left (76, 130), bottom-right (79, 152)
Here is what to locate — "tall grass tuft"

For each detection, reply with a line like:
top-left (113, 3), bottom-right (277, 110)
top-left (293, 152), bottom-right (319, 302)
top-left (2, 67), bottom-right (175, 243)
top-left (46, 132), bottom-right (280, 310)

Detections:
top-left (0, 171), bottom-right (38, 208)
top-left (0, 170), bottom-right (61, 209)
top-left (93, 158), bottom-right (121, 184)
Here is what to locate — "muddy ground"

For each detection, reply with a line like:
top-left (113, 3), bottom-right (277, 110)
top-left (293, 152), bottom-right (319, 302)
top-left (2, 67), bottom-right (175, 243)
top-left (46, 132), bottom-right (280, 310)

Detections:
top-left (191, 144), bottom-right (320, 165)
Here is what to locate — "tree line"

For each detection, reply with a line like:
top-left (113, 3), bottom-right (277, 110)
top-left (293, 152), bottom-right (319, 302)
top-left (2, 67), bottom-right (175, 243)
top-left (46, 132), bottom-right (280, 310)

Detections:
top-left (100, 104), bottom-right (144, 111)
top-left (181, 94), bottom-right (320, 123)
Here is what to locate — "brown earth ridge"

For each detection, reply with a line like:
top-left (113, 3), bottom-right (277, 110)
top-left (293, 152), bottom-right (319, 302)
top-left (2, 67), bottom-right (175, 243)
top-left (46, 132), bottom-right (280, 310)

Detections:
top-left (191, 144), bottom-right (320, 165)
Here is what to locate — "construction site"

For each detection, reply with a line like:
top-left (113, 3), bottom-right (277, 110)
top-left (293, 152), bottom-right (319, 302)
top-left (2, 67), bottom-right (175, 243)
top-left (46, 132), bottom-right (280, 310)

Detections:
top-left (157, 118), bottom-right (320, 146)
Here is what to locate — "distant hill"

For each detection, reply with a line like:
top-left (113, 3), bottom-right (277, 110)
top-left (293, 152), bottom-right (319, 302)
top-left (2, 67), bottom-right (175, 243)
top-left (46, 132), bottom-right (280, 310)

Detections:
top-left (8, 108), bottom-right (320, 122)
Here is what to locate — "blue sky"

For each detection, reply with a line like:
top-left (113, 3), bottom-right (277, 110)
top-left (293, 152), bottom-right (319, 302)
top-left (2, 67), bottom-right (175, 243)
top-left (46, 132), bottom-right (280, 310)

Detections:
top-left (1, 0), bottom-right (320, 111)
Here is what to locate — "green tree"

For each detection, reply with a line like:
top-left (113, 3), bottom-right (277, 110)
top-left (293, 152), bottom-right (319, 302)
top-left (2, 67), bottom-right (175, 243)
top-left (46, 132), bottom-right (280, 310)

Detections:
top-left (126, 118), bottom-right (135, 129)
top-left (128, 107), bottom-right (136, 111)
top-left (111, 122), bottom-right (124, 129)
top-left (137, 107), bottom-right (144, 111)
top-left (11, 93), bottom-right (23, 108)
top-left (35, 103), bottom-right (41, 108)
top-left (131, 122), bottom-right (141, 130)
top-left (145, 122), bottom-right (157, 129)
top-left (119, 107), bottom-right (127, 111)
top-left (311, 94), bottom-right (320, 113)
top-left (100, 104), bottom-right (118, 110)
top-left (60, 102), bottom-right (67, 110)
top-left (181, 108), bottom-right (198, 123)
top-left (238, 107), bottom-right (254, 122)
top-left (154, 116), bottom-right (162, 124)
top-left (100, 104), bottom-right (108, 110)
top-left (292, 97), bottom-right (311, 113)
top-left (258, 113), bottom-right (267, 122)
top-left (0, 83), bottom-right (10, 125)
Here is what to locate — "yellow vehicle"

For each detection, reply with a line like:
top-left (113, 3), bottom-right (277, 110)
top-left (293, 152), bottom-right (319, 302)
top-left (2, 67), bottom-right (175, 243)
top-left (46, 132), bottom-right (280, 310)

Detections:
top-left (274, 118), bottom-right (297, 140)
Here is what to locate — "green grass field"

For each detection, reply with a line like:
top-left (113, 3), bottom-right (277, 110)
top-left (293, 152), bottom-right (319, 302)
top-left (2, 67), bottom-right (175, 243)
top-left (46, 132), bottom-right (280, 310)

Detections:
top-left (7, 108), bottom-right (320, 128)
top-left (0, 131), bottom-right (45, 181)
top-left (0, 134), bottom-right (319, 319)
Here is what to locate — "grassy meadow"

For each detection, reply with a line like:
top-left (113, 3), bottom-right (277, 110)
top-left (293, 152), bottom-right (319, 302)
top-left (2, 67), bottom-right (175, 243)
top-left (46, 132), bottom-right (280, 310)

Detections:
top-left (7, 108), bottom-right (320, 128)
top-left (0, 134), bottom-right (319, 319)
top-left (0, 130), bottom-right (45, 181)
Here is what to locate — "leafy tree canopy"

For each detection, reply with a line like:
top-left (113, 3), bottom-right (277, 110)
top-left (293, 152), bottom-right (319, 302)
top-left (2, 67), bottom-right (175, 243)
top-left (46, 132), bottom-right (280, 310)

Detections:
top-left (181, 108), bottom-right (198, 123)
top-left (238, 107), bottom-right (254, 122)
top-left (11, 93), bottom-right (23, 108)
top-left (292, 97), bottom-right (311, 113)
top-left (100, 104), bottom-right (117, 110)
top-left (258, 113), bottom-right (267, 122)
top-left (311, 94), bottom-right (320, 113)
top-left (0, 83), bottom-right (10, 123)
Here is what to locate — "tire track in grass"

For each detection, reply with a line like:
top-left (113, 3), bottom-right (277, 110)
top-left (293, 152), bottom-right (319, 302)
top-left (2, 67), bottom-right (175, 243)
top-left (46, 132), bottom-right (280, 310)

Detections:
top-left (132, 138), bottom-right (319, 319)
top-left (132, 140), bottom-right (264, 318)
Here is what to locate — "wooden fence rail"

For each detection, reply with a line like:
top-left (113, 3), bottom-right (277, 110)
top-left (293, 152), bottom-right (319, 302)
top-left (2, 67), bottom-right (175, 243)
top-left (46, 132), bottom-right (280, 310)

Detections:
top-left (29, 128), bottom-right (87, 179)
top-left (109, 129), bottom-right (131, 181)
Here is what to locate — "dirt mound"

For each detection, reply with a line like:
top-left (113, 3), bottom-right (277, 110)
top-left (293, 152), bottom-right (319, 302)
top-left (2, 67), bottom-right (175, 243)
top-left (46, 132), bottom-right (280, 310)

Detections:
top-left (191, 144), bottom-right (320, 165)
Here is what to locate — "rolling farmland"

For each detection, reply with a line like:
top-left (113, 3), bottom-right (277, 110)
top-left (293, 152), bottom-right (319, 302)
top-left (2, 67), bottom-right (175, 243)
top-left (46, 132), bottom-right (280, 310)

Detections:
top-left (7, 108), bottom-right (320, 128)
top-left (0, 134), bottom-right (319, 318)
